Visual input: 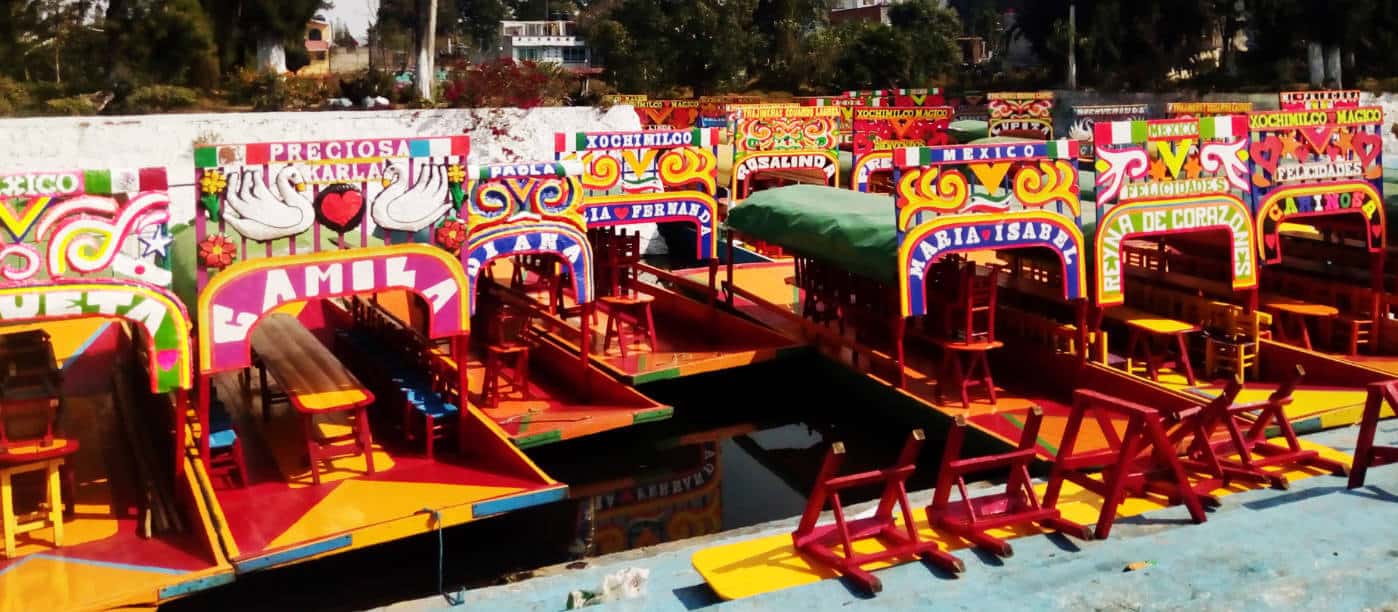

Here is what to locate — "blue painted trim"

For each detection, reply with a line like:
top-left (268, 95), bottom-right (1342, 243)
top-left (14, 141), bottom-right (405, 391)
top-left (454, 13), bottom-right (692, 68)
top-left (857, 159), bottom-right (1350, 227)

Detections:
top-left (159, 571), bottom-right (236, 599)
top-left (472, 486), bottom-right (568, 518)
top-left (62, 321), bottom-right (113, 370)
top-left (234, 535), bottom-right (352, 573)
top-left (0, 553), bottom-right (189, 577)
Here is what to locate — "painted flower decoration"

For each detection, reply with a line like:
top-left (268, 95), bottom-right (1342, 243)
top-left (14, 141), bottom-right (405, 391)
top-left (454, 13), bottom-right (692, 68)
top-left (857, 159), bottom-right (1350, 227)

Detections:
top-left (434, 219), bottom-right (467, 254)
top-left (447, 164), bottom-right (466, 184)
top-left (200, 170), bottom-right (227, 195)
top-left (198, 234), bottom-right (237, 269)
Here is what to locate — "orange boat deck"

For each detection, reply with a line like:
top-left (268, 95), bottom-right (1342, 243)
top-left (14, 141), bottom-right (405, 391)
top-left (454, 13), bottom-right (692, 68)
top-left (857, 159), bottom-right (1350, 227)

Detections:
top-left (486, 260), bottom-right (806, 385)
top-left (0, 321), bottom-right (229, 612)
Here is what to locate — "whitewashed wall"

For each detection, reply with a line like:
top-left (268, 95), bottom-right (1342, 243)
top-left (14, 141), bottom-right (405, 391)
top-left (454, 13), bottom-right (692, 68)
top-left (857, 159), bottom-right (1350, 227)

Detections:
top-left (0, 105), bottom-right (642, 224)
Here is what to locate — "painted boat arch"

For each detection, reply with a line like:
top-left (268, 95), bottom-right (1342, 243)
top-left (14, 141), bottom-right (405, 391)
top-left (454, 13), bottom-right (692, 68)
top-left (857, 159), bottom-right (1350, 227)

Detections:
top-left (850, 105), bottom-right (953, 193)
top-left (730, 105), bottom-right (843, 198)
top-left (1255, 181), bottom-right (1385, 263)
top-left (1093, 194), bottom-right (1259, 306)
top-left (556, 128), bottom-right (722, 260)
top-left (462, 161), bottom-right (595, 317)
top-left (1247, 107), bottom-right (1387, 264)
top-left (0, 281), bottom-right (193, 393)
top-left (196, 243), bottom-right (470, 374)
top-left (898, 210), bottom-right (1086, 317)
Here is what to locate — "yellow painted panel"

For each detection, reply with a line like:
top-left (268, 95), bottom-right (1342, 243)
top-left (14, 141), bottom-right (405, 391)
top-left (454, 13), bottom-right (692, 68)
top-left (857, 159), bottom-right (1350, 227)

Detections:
top-left (267, 479), bottom-right (524, 549)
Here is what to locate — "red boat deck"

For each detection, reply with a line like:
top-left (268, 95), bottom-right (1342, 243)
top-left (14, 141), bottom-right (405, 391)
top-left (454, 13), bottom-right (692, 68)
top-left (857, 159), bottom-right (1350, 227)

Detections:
top-left (200, 301), bottom-right (567, 572)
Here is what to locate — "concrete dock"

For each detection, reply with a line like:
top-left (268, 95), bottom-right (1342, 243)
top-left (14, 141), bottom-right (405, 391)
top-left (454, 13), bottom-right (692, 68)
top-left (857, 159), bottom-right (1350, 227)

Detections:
top-left (385, 419), bottom-right (1398, 611)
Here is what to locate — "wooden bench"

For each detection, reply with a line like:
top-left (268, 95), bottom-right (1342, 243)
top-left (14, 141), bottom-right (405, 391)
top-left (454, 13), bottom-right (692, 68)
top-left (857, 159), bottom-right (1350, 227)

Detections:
top-left (251, 313), bottom-right (375, 486)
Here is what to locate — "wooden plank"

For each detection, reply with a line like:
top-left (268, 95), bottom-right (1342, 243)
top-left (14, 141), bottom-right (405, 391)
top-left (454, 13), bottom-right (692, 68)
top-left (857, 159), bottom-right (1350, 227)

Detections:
top-left (250, 314), bottom-right (370, 414)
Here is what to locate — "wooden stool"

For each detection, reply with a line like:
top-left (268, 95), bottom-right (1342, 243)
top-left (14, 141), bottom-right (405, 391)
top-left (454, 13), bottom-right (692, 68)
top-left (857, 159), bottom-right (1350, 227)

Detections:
top-left (600, 294), bottom-right (658, 358)
top-left (1, 440), bottom-right (79, 559)
top-left (206, 389), bottom-right (247, 488)
top-left (481, 305), bottom-right (533, 408)
top-left (935, 340), bottom-right (1003, 409)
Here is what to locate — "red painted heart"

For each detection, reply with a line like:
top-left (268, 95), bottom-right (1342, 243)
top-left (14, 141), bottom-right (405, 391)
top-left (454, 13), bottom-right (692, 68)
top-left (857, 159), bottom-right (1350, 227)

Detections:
top-left (321, 190), bottom-right (364, 229)
top-left (613, 206), bottom-right (630, 220)
top-left (1352, 131), bottom-right (1382, 168)
top-left (980, 229), bottom-right (991, 240)
top-left (1264, 233), bottom-right (1279, 250)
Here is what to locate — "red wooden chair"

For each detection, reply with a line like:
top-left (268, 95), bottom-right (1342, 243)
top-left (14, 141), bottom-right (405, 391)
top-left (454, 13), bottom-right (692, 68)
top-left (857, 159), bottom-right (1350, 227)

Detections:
top-left (481, 303), bottom-right (533, 408)
top-left (943, 263), bottom-right (1000, 344)
top-left (926, 407), bottom-right (1092, 557)
top-left (791, 430), bottom-right (963, 594)
top-left (599, 231), bottom-right (658, 358)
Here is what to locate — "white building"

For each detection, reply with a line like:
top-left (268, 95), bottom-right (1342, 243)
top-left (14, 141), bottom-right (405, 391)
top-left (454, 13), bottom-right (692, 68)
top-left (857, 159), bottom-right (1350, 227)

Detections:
top-left (498, 20), bottom-right (594, 72)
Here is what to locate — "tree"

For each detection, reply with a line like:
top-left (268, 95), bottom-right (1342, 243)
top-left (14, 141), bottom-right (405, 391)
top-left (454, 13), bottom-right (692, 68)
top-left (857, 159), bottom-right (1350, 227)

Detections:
top-left (107, 0), bottom-right (221, 89)
top-left (334, 21), bottom-right (360, 47)
top-left (750, 0), bottom-right (829, 91)
top-left (580, 0), bottom-right (757, 95)
top-left (457, 0), bottom-right (509, 52)
top-left (199, 0), bottom-right (332, 74)
top-left (888, 0), bottom-right (961, 86)
top-left (833, 22), bottom-right (910, 91)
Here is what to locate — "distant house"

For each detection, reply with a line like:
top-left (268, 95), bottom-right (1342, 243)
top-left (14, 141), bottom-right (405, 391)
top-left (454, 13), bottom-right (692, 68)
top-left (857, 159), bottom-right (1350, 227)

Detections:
top-left (830, 0), bottom-right (948, 25)
top-left (301, 15), bottom-right (332, 75)
top-left (497, 20), bottom-right (600, 75)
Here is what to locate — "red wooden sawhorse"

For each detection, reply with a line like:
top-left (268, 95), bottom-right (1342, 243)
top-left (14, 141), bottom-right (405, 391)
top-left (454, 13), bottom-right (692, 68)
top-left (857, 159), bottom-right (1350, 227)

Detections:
top-left (1042, 390), bottom-right (1208, 540)
top-left (926, 407), bottom-right (1092, 557)
top-left (791, 430), bottom-right (964, 594)
top-left (1349, 380), bottom-right (1398, 489)
top-left (1171, 366), bottom-right (1347, 495)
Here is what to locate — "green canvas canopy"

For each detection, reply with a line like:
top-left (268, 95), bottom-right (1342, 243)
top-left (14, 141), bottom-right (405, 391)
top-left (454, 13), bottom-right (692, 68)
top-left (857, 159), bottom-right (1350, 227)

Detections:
top-left (725, 185), bottom-right (899, 283)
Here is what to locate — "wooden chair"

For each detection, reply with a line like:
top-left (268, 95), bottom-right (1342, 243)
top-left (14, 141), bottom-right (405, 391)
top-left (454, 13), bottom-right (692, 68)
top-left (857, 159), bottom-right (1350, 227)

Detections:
top-left (1204, 307), bottom-right (1267, 380)
top-left (599, 232), bottom-right (658, 358)
top-left (481, 303), bottom-right (533, 408)
top-left (943, 263), bottom-right (1000, 344)
top-left (205, 386), bottom-right (248, 488)
top-left (1331, 285), bottom-right (1376, 357)
top-left (511, 254), bottom-right (564, 314)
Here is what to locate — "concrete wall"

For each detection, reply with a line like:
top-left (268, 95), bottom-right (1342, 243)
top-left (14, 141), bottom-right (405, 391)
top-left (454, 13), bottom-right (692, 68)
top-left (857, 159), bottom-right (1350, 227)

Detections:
top-left (0, 105), bottom-right (641, 224)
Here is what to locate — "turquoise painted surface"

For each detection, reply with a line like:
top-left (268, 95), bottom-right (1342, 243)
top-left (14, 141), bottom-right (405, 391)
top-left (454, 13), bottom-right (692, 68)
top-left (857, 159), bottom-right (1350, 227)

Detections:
top-left (400, 421), bottom-right (1398, 611)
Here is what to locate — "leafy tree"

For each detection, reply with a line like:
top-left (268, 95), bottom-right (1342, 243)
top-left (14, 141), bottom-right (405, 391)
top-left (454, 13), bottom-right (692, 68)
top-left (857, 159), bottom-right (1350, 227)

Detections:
top-left (750, 0), bottom-right (829, 91)
top-left (457, 0), bottom-right (510, 51)
top-left (581, 0), bottom-right (757, 95)
top-left (833, 22), bottom-right (909, 91)
top-left (107, 0), bottom-right (221, 89)
top-left (888, 0), bottom-right (961, 86)
top-left (199, 0), bottom-right (332, 74)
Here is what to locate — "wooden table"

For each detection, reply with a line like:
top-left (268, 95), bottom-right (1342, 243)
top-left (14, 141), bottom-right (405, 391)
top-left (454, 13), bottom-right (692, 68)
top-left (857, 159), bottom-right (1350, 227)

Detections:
top-left (251, 313), bottom-right (375, 486)
top-left (1106, 306), bottom-right (1198, 385)
top-left (1258, 294), bottom-right (1339, 351)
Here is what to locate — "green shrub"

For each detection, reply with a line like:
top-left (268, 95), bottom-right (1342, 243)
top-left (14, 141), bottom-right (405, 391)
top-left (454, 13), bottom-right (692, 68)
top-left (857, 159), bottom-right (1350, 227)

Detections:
top-left (282, 75), bottom-right (336, 110)
top-left (124, 85), bottom-right (200, 113)
top-left (43, 95), bottom-right (98, 116)
top-left (226, 67), bottom-right (285, 110)
top-left (0, 76), bottom-right (32, 116)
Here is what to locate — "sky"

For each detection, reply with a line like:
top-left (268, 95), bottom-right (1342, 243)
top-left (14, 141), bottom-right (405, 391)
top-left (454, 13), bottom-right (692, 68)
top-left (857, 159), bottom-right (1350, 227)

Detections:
top-left (328, 0), bottom-right (379, 40)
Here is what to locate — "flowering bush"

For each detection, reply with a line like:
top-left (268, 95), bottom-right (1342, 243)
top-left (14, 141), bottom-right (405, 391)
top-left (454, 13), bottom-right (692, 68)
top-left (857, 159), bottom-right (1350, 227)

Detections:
top-left (442, 59), bottom-right (573, 109)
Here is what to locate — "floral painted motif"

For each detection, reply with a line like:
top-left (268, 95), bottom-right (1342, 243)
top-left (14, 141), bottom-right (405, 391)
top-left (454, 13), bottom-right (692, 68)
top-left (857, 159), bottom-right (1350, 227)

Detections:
top-left (434, 218), bottom-right (466, 254)
top-left (200, 169), bottom-right (227, 195)
top-left (198, 234), bottom-right (237, 269)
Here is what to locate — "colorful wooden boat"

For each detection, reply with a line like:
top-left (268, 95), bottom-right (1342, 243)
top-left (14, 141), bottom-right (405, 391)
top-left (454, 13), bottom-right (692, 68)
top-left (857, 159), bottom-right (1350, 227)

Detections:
top-left (183, 139), bottom-right (647, 578)
top-left (517, 127), bottom-right (807, 385)
top-left (0, 167), bottom-right (234, 611)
